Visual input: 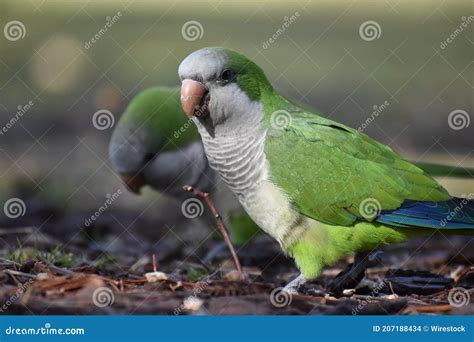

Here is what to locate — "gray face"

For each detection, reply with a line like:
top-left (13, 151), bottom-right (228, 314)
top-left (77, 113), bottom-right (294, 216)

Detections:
top-left (178, 48), bottom-right (229, 88)
top-left (109, 124), bottom-right (155, 175)
top-left (179, 48), bottom-right (263, 136)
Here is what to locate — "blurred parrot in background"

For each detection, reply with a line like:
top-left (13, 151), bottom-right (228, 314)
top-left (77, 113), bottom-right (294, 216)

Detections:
top-left (108, 86), bottom-right (259, 246)
top-left (178, 47), bottom-right (474, 293)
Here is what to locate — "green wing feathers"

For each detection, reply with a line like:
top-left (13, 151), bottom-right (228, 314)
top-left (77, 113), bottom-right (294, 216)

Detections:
top-left (264, 104), bottom-right (450, 226)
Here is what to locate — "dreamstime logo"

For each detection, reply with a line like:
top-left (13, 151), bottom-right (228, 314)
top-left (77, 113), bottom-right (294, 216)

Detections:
top-left (358, 100), bottom-right (390, 132)
top-left (174, 279), bottom-right (210, 315)
top-left (448, 109), bottom-right (470, 130)
top-left (92, 287), bottom-right (115, 307)
top-left (359, 21), bottom-right (381, 41)
top-left (4, 21), bottom-right (26, 41)
top-left (0, 100), bottom-right (34, 136)
top-left (270, 110), bottom-right (292, 130)
top-left (173, 117), bottom-right (195, 139)
top-left (181, 21), bottom-right (204, 41)
top-left (181, 198), bottom-right (204, 219)
top-left (84, 189), bottom-right (122, 227)
top-left (440, 16), bottom-right (474, 49)
top-left (3, 198), bottom-right (26, 219)
top-left (262, 11), bottom-right (300, 49)
top-left (269, 287), bottom-right (292, 308)
top-left (359, 198), bottom-right (381, 220)
top-left (448, 287), bottom-right (470, 307)
top-left (352, 279), bottom-right (389, 315)
top-left (0, 279), bottom-right (34, 313)
top-left (4, 322), bottom-right (85, 335)
top-left (92, 109), bottom-right (115, 130)
top-left (84, 11), bottom-right (122, 49)
top-left (440, 193), bottom-right (473, 227)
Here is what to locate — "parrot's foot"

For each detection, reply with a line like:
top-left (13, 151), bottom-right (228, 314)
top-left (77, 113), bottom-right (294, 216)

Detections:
top-left (282, 273), bottom-right (307, 294)
top-left (327, 251), bottom-right (384, 295)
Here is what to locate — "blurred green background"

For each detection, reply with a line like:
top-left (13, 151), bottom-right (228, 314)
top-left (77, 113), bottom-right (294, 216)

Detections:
top-left (0, 0), bottom-right (472, 211)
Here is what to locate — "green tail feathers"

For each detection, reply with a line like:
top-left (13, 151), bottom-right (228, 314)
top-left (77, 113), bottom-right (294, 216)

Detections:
top-left (415, 162), bottom-right (474, 178)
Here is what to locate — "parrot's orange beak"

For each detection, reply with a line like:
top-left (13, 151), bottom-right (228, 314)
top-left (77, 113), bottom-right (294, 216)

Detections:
top-left (119, 172), bottom-right (145, 194)
top-left (180, 79), bottom-right (209, 118)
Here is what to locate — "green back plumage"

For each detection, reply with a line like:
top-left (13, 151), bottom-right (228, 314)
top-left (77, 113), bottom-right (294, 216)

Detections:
top-left (262, 94), bottom-right (450, 226)
top-left (119, 86), bottom-right (199, 152)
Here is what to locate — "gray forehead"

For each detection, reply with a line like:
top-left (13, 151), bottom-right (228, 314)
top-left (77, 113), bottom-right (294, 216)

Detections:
top-left (178, 48), bottom-right (229, 81)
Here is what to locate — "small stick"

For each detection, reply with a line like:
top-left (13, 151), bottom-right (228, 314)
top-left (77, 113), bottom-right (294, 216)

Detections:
top-left (405, 304), bottom-right (453, 313)
top-left (453, 266), bottom-right (474, 286)
top-left (152, 254), bottom-right (158, 273)
top-left (37, 256), bottom-right (75, 276)
top-left (183, 185), bottom-right (244, 281)
top-left (4, 269), bottom-right (38, 280)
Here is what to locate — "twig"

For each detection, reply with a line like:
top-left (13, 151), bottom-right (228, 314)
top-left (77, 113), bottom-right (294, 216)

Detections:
top-left (183, 185), bottom-right (245, 281)
top-left (4, 269), bottom-right (38, 279)
top-left (108, 281), bottom-right (120, 293)
top-left (0, 258), bottom-right (22, 267)
top-left (37, 256), bottom-right (75, 276)
top-left (152, 254), bottom-right (158, 273)
top-left (454, 266), bottom-right (474, 286)
top-left (405, 304), bottom-right (453, 313)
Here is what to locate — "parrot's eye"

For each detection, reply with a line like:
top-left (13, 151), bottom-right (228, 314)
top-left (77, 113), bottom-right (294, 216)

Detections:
top-left (217, 69), bottom-right (234, 85)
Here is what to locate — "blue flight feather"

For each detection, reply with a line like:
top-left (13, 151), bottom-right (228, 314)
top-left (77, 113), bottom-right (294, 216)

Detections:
top-left (375, 197), bottom-right (474, 229)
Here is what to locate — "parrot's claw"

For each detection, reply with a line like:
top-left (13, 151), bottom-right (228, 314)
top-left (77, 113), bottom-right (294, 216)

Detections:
top-left (368, 250), bottom-right (385, 263)
top-left (282, 286), bottom-right (299, 295)
top-left (327, 251), bottom-right (384, 295)
top-left (282, 273), bottom-right (307, 294)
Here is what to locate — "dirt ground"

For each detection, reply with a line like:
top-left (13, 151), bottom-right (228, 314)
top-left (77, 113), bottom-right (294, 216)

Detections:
top-left (0, 196), bottom-right (472, 315)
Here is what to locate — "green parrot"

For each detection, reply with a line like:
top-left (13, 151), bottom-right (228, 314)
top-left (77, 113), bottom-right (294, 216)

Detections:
top-left (108, 86), bottom-right (466, 252)
top-left (178, 47), bottom-right (474, 293)
top-left (108, 86), bottom-right (259, 245)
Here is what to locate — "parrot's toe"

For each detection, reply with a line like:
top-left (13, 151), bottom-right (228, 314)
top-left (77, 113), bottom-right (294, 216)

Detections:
top-left (368, 250), bottom-right (386, 263)
top-left (281, 286), bottom-right (299, 295)
top-left (282, 273), bottom-right (307, 294)
top-left (327, 250), bottom-right (384, 296)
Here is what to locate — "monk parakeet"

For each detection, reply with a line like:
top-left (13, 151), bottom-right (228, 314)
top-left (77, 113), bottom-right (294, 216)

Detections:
top-left (109, 86), bottom-right (259, 245)
top-left (178, 47), bottom-right (474, 293)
